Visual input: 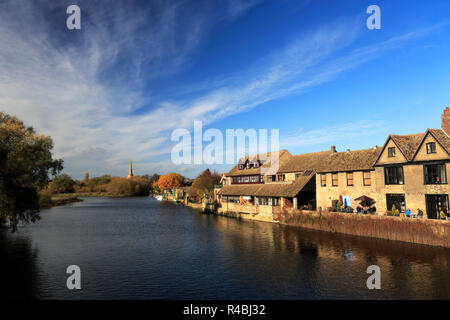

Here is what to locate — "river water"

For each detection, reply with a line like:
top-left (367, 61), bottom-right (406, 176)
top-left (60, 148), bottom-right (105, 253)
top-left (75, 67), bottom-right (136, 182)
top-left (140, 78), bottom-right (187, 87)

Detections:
top-left (1, 197), bottom-right (450, 299)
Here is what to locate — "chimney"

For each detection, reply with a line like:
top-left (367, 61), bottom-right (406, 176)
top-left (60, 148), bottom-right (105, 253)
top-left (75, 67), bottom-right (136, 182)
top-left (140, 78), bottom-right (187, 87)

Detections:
top-left (442, 107), bottom-right (450, 136)
top-left (330, 146), bottom-right (336, 153)
top-left (346, 149), bottom-right (350, 153)
top-left (373, 145), bottom-right (378, 150)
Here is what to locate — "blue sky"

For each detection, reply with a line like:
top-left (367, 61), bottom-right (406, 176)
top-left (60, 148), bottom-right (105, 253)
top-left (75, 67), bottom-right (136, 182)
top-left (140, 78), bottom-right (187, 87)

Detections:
top-left (1, 0), bottom-right (450, 179)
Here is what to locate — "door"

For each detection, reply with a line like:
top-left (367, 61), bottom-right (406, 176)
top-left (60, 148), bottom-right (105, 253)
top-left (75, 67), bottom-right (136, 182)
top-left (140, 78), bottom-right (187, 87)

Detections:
top-left (425, 194), bottom-right (449, 219)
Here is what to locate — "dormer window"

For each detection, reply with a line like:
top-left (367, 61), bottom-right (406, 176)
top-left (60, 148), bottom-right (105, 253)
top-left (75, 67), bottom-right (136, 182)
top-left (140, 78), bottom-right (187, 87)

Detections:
top-left (388, 147), bottom-right (396, 157)
top-left (246, 162), bottom-right (251, 169)
top-left (254, 161), bottom-right (260, 168)
top-left (238, 164), bottom-right (244, 170)
top-left (426, 142), bottom-right (437, 154)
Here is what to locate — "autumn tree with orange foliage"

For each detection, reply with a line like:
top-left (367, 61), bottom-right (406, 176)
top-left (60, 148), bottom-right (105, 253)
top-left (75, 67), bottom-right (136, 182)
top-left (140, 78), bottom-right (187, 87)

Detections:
top-left (189, 169), bottom-right (221, 199)
top-left (155, 173), bottom-right (184, 191)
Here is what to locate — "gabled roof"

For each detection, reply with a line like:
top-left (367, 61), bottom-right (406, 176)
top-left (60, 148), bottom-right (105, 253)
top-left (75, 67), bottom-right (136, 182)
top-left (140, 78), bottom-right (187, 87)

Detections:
top-left (226, 149), bottom-right (292, 176)
top-left (390, 133), bottom-right (425, 161)
top-left (278, 148), bottom-right (380, 173)
top-left (427, 129), bottom-right (450, 155)
top-left (374, 128), bottom-right (450, 164)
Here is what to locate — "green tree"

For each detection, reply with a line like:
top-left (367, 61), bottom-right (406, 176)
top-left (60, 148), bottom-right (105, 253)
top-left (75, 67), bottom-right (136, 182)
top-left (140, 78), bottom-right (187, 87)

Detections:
top-left (0, 112), bottom-right (63, 231)
top-left (49, 174), bottom-right (75, 193)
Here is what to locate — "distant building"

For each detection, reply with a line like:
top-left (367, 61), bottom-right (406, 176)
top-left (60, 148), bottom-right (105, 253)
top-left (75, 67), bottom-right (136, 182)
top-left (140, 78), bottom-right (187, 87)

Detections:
top-left (128, 160), bottom-right (134, 178)
top-left (217, 108), bottom-right (450, 220)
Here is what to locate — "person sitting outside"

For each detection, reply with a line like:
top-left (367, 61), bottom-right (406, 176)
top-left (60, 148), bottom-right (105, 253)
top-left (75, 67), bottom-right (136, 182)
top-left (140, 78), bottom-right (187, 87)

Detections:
top-left (440, 210), bottom-right (448, 220)
top-left (405, 209), bottom-right (411, 218)
top-left (417, 209), bottom-right (424, 219)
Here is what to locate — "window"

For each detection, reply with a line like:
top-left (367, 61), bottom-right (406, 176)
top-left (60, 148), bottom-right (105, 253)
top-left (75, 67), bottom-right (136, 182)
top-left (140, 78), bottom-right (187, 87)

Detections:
top-left (426, 142), bottom-right (437, 154)
top-left (254, 161), bottom-right (260, 168)
top-left (386, 194), bottom-right (405, 213)
top-left (250, 176), bottom-right (259, 183)
top-left (424, 163), bottom-right (447, 184)
top-left (332, 173), bottom-right (338, 187)
top-left (384, 166), bottom-right (404, 185)
top-left (388, 147), bottom-right (396, 157)
top-left (303, 170), bottom-right (313, 176)
top-left (363, 171), bottom-right (371, 186)
top-left (277, 174), bottom-right (285, 182)
top-left (246, 162), bottom-right (251, 169)
top-left (238, 164), bottom-right (244, 170)
top-left (267, 175), bottom-right (276, 182)
top-left (320, 174), bottom-right (327, 187)
top-left (426, 194), bottom-right (449, 219)
top-left (257, 197), bottom-right (280, 206)
top-left (225, 196), bottom-right (240, 203)
top-left (260, 175), bottom-right (264, 183)
top-left (346, 172), bottom-right (354, 186)
top-left (295, 173), bottom-right (300, 179)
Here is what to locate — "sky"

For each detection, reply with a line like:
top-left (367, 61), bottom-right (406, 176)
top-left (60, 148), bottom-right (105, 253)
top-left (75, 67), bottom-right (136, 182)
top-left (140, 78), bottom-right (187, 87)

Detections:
top-left (1, 0), bottom-right (450, 179)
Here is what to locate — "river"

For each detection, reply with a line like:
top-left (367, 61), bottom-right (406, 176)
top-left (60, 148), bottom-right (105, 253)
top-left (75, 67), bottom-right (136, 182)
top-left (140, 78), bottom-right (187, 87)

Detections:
top-left (1, 197), bottom-right (450, 299)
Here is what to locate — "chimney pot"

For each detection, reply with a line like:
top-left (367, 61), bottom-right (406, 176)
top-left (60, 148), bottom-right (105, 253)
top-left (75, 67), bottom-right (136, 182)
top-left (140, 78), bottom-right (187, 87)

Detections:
top-left (330, 146), bottom-right (336, 153)
top-left (346, 149), bottom-right (350, 153)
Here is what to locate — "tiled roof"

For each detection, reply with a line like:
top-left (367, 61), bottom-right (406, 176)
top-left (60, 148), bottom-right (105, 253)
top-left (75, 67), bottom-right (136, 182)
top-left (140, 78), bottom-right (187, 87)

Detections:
top-left (429, 129), bottom-right (450, 154)
top-left (278, 148), bottom-right (380, 173)
top-left (226, 149), bottom-right (292, 176)
top-left (380, 129), bottom-right (450, 162)
top-left (390, 133), bottom-right (426, 161)
top-left (218, 184), bottom-right (262, 196)
top-left (219, 172), bottom-right (315, 197)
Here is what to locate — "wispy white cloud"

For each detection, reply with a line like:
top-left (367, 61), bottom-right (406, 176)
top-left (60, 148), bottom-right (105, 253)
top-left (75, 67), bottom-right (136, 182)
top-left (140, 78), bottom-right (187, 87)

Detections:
top-left (0, 0), bottom-right (440, 178)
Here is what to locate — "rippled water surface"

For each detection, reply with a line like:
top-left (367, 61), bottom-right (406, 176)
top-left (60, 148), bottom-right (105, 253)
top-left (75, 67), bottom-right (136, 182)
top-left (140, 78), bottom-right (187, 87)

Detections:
top-left (1, 197), bottom-right (450, 299)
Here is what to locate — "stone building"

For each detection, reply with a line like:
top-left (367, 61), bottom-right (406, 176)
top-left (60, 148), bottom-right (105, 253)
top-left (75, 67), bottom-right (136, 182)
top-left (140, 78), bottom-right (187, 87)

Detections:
top-left (217, 108), bottom-right (450, 221)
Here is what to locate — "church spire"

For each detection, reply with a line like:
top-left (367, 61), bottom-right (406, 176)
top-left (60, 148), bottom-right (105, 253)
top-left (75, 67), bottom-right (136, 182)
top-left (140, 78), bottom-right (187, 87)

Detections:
top-left (128, 160), bottom-right (134, 178)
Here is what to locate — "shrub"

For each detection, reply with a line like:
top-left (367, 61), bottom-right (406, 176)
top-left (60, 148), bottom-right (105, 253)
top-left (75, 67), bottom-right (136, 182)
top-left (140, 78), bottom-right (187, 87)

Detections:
top-left (106, 177), bottom-right (151, 197)
top-left (48, 174), bottom-right (75, 193)
top-left (39, 194), bottom-right (54, 208)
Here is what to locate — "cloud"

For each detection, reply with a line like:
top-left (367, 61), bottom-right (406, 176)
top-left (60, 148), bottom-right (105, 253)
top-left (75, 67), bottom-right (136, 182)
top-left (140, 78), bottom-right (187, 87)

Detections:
top-left (0, 0), bottom-right (440, 178)
top-left (0, 0), bottom-right (261, 178)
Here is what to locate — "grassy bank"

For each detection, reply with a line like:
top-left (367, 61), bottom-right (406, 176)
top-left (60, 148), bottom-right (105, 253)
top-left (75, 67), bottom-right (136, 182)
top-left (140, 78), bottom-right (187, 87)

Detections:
top-left (39, 194), bottom-right (83, 209)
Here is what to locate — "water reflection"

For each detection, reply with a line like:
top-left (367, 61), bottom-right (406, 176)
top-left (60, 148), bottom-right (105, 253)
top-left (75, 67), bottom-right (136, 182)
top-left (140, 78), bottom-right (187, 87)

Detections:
top-left (1, 197), bottom-right (450, 299)
top-left (0, 232), bottom-right (39, 299)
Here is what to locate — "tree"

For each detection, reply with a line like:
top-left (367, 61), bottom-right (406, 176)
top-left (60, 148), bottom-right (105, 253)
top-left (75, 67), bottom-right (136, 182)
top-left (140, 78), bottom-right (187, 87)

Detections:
top-left (190, 169), bottom-right (221, 198)
top-left (0, 112), bottom-right (63, 231)
top-left (49, 174), bottom-right (75, 193)
top-left (155, 173), bottom-right (184, 191)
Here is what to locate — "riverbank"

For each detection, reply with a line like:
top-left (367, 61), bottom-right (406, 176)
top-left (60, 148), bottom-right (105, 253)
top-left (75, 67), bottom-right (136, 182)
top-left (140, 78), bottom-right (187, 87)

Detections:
top-left (39, 194), bottom-right (83, 209)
